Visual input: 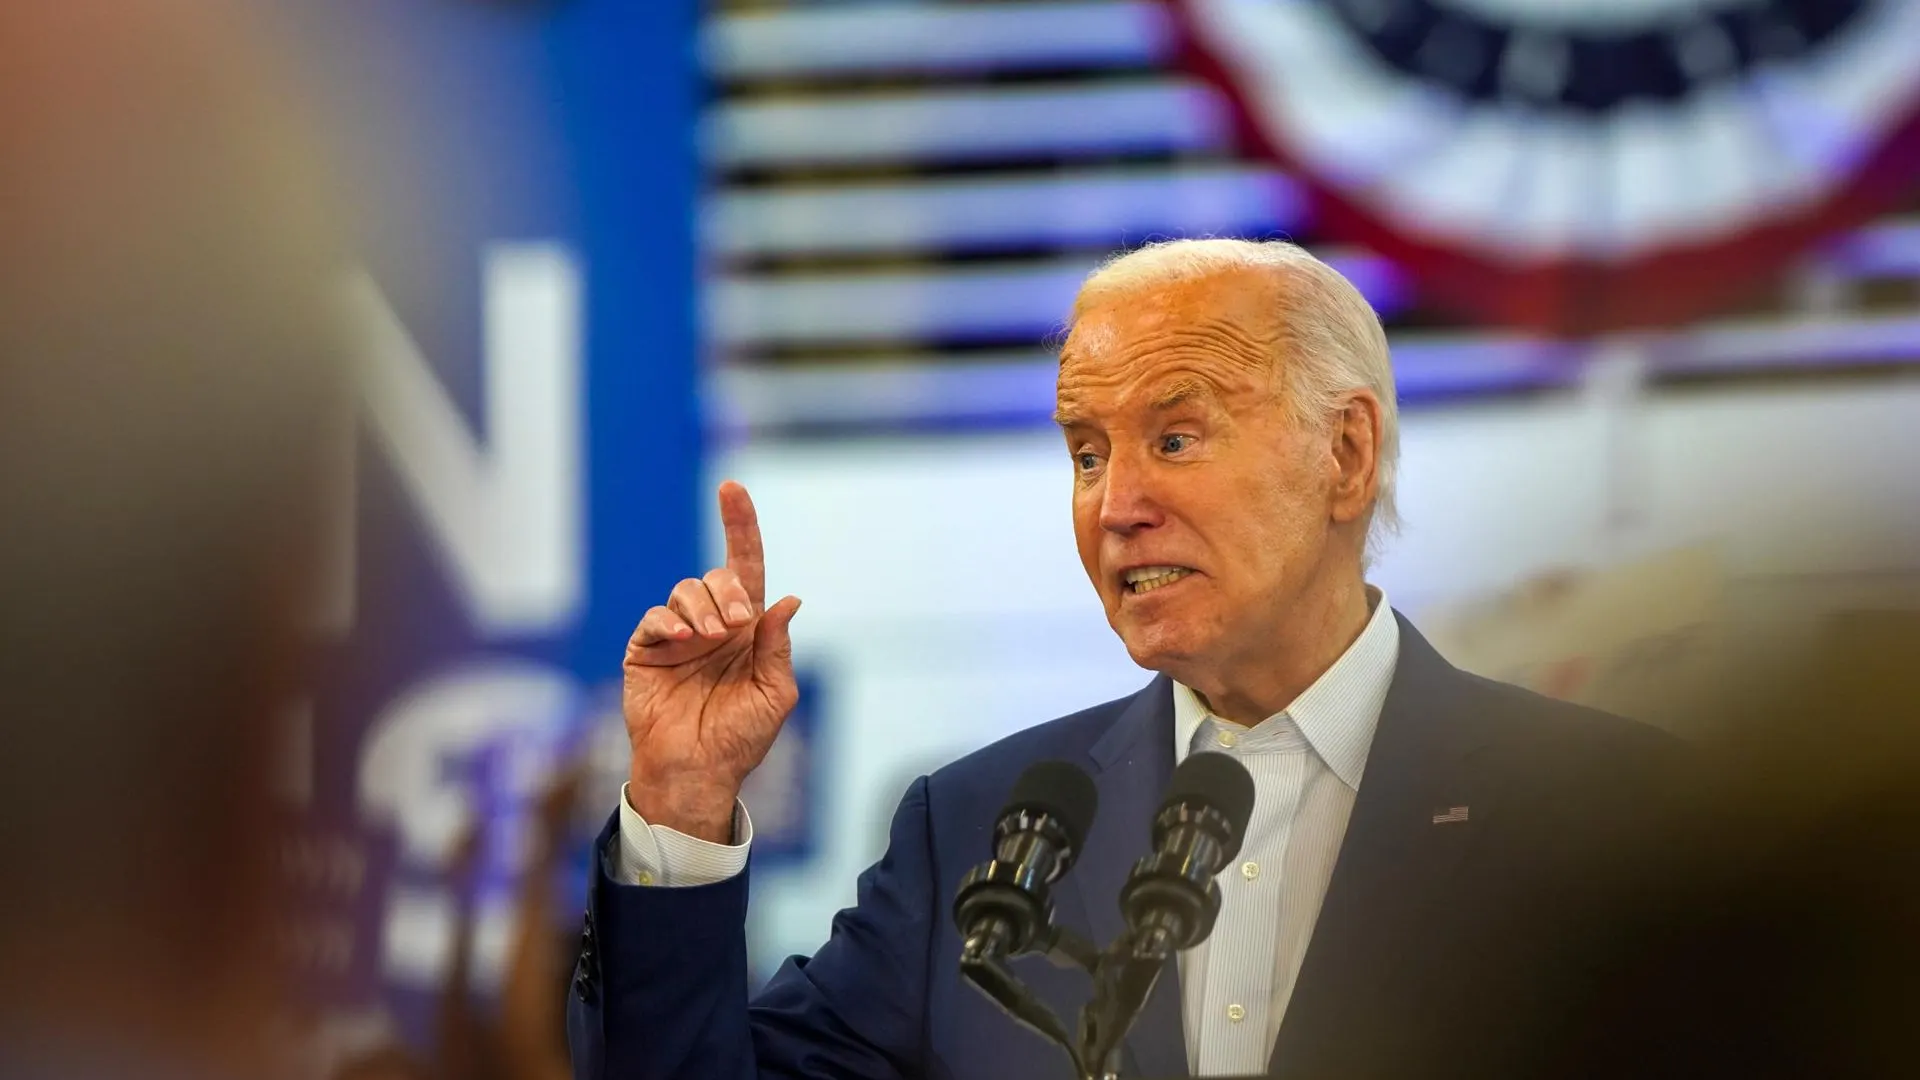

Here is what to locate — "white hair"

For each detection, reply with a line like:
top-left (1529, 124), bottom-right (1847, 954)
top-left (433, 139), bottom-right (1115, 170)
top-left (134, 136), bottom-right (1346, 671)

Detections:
top-left (1074, 238), bottom-right (1402, 554)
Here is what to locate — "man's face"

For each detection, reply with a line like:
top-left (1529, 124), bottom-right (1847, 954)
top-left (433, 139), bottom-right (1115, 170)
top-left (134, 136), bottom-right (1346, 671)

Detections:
top-left (1056, 267), bottom-right (1343, 681)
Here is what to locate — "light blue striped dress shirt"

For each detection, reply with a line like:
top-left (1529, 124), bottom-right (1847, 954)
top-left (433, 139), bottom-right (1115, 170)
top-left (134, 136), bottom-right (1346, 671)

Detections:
top-left (1172, 589), bottom-right (1399, 1076)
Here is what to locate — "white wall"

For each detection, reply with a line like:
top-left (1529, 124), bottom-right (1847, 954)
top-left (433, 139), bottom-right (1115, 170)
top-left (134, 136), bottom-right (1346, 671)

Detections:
top-left (710, 371), bottom-right (1920, 967)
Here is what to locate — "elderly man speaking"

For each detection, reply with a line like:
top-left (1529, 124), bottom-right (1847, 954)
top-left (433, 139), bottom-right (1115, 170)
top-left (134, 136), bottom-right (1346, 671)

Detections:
top-left (568, 241), bottom-right (1690, 1079)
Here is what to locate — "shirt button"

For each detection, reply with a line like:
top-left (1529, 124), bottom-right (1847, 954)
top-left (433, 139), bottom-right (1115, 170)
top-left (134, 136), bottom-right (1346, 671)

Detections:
top-left (636, 871), bottom-right (654, 886)
top-left (1240, 861), bottom-right (1260, 881)
top-left (1227, 1003), bottom-right (1246, 1023)
top-left (1216, 729), bottom-right (1239, 748)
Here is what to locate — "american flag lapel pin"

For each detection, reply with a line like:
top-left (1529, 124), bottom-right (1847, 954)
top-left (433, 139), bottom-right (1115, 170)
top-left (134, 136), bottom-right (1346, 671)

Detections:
top-left (1431, 805), bottom-right (1470, 825)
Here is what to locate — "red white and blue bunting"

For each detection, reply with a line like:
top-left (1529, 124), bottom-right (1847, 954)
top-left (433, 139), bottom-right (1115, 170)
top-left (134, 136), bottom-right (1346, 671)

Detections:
top-left (1168, 0), bottom-right (1920, 331)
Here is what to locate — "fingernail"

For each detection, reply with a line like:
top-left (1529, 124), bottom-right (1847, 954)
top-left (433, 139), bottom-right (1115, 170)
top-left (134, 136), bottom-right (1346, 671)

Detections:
top-left (702, 617), bottom-right (724, 635)
top-left (728, 603), bottom-right (751, 623)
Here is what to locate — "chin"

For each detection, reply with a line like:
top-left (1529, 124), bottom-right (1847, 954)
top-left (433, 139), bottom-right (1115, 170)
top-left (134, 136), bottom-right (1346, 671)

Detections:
top-left (1115, 619), bottom-right (1211, 678)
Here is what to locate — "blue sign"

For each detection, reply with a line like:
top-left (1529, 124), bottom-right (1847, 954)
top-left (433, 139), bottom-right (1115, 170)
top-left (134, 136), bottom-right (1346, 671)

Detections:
top-left (275, 0), bottom-right (703, 1034)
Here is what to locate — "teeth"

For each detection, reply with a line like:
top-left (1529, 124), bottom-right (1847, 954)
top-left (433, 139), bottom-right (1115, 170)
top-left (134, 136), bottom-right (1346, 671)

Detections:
top-left (1125, 566), bottom-right (1192, 593)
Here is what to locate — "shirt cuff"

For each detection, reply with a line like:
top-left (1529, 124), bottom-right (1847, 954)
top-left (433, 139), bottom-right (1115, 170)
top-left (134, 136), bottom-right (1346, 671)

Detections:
top-left (613, 782), bottom-right (753, 887)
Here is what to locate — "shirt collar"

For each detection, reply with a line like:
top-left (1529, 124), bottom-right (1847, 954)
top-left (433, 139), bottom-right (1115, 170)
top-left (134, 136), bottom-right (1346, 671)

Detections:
top-left (1171, 586), bottom-right (1400, 790)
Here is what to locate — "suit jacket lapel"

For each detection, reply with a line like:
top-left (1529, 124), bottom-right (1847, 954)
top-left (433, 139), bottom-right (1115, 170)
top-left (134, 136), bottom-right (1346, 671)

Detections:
top-left (1269, 613), bottom-right (1503, 1075)
top-left (1063, 676), bottom-right (1189, 1079)
top-left (1059, 617), bottom-right (1498, 1079)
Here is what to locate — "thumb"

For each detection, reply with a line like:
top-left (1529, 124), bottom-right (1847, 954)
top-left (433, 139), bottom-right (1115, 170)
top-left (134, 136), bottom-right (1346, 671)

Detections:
top-left (752, 595), bottom-right (802, 684)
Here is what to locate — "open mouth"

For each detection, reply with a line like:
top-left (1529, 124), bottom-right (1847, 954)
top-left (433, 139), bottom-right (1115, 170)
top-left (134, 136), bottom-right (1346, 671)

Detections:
top-left (1123, 566), bottom-right (1195, 596)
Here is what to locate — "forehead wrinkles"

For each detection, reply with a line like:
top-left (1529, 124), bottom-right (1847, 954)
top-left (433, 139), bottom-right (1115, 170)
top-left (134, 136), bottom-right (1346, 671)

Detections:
top-left (1057, 310), bottom-right (1280, 418)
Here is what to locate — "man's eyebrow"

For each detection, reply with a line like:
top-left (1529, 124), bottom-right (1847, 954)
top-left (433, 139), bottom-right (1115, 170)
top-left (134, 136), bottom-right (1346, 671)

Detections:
top-left (1150, 377), bottom-right (1214, 411)
top-left (1055, 377), bottom-right (1219, 427)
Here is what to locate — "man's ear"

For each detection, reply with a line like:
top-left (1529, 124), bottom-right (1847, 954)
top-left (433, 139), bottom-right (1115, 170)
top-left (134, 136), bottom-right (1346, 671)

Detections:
top-left (1328, 391), bottom-right (1381, 525)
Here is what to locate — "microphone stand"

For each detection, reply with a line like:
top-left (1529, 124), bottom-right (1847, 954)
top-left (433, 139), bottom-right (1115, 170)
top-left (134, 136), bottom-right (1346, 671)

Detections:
top-left (1075, 923), bottom-right (1177, 1080)
top-left (959, 919), bottom-right (1179, 1080)
top-left (959, 922), bottom-right (1101, 1077)
top-left (958, 922), bottom-right (1077, 1061)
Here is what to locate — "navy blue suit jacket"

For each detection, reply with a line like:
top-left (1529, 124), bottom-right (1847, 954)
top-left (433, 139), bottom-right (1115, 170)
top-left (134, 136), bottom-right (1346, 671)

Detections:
top-left (568, 615), bottom-right (1695, 1079)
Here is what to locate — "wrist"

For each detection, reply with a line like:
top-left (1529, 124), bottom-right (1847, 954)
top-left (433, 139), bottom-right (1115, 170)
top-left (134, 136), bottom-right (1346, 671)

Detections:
top-left (626, 774), bottom-right (740, 844)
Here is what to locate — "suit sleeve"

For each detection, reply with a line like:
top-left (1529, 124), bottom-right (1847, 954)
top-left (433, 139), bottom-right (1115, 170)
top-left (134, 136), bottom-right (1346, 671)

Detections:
top-left (568, 776), bottom-right (938, 1080)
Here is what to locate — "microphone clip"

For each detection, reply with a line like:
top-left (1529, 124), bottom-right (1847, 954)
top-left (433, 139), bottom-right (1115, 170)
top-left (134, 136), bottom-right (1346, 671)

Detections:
top-left (957, 913), bottom-right (1139, 1080)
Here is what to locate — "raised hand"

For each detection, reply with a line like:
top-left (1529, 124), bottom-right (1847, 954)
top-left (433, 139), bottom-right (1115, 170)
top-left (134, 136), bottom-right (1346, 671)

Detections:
top-left (621, 481), bottom-right (802, 843)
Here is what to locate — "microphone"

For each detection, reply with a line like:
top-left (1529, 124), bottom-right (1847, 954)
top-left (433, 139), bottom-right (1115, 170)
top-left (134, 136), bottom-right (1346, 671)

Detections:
top-left (954, 761), bottom-right (1100, 1067)
top-left (953, 759), bottom-right (1100, 963)
top-left (1079, 752), bottom-right (1256, 1078)
top-left (1121, 750), bottom-right (1257, 951)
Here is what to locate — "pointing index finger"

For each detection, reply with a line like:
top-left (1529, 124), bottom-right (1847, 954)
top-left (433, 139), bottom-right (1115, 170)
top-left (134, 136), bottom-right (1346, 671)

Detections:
top-left (718, 480), bottom-right (766, 608)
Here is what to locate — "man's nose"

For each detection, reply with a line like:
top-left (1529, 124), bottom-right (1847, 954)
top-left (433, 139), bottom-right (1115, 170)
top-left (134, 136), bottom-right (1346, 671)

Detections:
top-left (1097, 452), bottom-right (1165, 535)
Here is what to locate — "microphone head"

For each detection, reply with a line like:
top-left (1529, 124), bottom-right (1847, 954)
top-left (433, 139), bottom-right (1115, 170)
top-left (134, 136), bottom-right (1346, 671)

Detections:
top-left (1158, 751), bottom-right (1256, 861)
top-left (1001, 759), bottom-right (1099, 859)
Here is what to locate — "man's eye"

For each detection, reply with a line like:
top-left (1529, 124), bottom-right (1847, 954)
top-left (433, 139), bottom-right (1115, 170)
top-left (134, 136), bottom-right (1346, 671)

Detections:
top-left (1161, 434), bottom-right (1195, 454)
top-left (1075, 452), bottom-right (1102, 472)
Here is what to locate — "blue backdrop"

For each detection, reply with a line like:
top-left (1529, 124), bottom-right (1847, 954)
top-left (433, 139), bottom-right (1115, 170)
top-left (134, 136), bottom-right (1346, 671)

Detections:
top-left (275, 0), bottom-right (702, 1032)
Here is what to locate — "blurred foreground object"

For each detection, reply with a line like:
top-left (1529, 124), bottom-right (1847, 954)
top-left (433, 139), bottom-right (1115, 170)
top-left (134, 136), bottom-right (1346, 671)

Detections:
top-left (1619, 606), bottom-right (1920, 1077)
top-left (0, 2), bottom-right (344, 1078)
top-left (1429, 547), bottom-right (1920, 1075)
